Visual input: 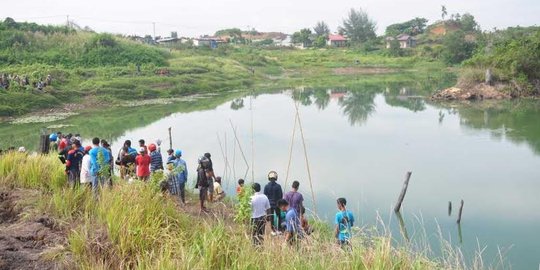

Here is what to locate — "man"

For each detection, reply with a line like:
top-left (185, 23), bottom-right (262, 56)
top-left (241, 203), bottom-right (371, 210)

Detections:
top-left (335, 197), bottom-right (355, 249)
top-left (149, 143), bottom-right (163, 173)
top-left (173, 150), bottom-right (187, 204)
top-left (135, 147), bottom-right (151, 181)
top-left (88, 137), bottom-right (111, 192)
top-left (283, 181), bottom-right (304, 215)
top-left (213, 176), bottom-right (226, 201)
top-left (65, 140), bottom-right (84, 187)
top-left (203, 153), bottom-right (215, 202)
top-left (101, 140), bottom-right (114, 185)
top-left (277, 199), bottom-right (301, 245)
top-left (79, 146), bottom-right (93, 188)
top-left (196, 156), bottom-right (210, 212)
top-left (264, 171), bottom-right (283, 234)
top-left (250, 183), bottom-right (270, 245)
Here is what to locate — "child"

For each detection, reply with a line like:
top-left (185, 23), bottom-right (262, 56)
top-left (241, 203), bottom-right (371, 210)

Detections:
top-left (149, 143), bottom-right (163, 173)
top-left (300, 206), bottom-right (313, 235)
top-left (236, 179), bottom-right (245, 195)
top-left (213, 176), bottom-right (226, 201)
top-left (135, 147), bottom-right (151, 181)
top-left (335, 197), bottom-right (355, 249)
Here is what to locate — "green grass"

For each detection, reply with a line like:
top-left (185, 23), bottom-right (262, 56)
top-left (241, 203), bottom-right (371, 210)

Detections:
top-left (0, 152), bottom-right (494, 269)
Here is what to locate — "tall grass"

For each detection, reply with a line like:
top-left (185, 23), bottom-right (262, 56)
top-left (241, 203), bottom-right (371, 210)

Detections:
top-left (0, 152), bottom-right (492, 269)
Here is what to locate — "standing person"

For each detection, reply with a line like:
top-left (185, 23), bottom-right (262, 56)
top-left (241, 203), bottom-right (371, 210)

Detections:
top-left (196, 156), bottom-right (210, 212)
top-left (118, 140), bottom-right (137, 180)
top-left (213, 176), bottom-right (226, 201)
top-left (49, 133), bottom-right (58, 152)
top-left (101, 140), bottom-right (114, 186)
top-left (135, 147), bottom-right (151, 181)
top-left (166, 149), bottom-right (176, 163)
top-left (173, 150), bottom-right (187, 204)
top-left (89, 137), bottom-right (111, 192)
top-left (264, 171), bottom-right (283, 234)
top-left (335, 197), bottom-right (355, 249)
top-left (278, 199), bottom-right (302, 245)
top-left (250, 183), bottom-right (270, 245)
top-left (283, 181), bottom-right (304, 215)
top-left (138, 139), bottom-right (148, 154)
top-left (149, 143), bottom-right (163, 173)
top-left (203, 153), bottom-right (215, 203)
top-left (80, 146), bottom-right (93, 189)
top-left (236, 179), bottom-right (245, 195)
top-left (65, 140), bottom-right (84, 187)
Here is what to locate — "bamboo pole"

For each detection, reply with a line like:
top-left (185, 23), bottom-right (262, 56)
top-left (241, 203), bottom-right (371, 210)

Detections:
top-left (457, 200), bottom-right (464, 224)
top-left (229, 120), bottom-right (250, 181)
top-left (448, 201), bottom-right (452, 216)
top-left (395, 211), bottom-right (410, 241)
top-left (250, 95), bottom-right (255, 183)
top-left (394, 171), bottom-right (412, 213)
top-left (294, 102), bottom-right (317, 214)
top-left (284, 102), bottom-right (299, 189)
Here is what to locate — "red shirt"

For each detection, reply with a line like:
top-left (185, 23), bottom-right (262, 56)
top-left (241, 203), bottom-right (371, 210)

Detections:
top-left (135, 154), bottom-right (151, 177)
top-left (58, 138), bottom-right (68, 151)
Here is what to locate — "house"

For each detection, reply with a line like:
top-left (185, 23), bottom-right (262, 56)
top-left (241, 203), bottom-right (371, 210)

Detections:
top-left (385, 34), bottom-right (417, 49)
top-left (327, 34), bottom-right (347, 47)
top-left (193, 37), bottom-right (226, 48)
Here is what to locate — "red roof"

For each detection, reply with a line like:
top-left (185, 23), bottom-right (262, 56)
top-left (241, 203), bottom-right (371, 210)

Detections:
top-left (328, 34), bottom-right (346, 41)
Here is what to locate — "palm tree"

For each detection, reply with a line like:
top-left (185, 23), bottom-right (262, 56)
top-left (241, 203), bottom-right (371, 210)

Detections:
top-left (339, 91), bottom-right (377, 126)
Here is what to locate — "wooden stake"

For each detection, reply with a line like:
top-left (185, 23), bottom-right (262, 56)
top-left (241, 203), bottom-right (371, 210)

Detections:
top-left (457, 199), bottom-right (464, 224)
top-left (394, 171), bottom-right (412, 213)
top-left (448, 201), bottom-right (452, 216)
top-left (168, 127), bottom-right (172, 150)
top-left (395, 211), bottom-right (410, 241)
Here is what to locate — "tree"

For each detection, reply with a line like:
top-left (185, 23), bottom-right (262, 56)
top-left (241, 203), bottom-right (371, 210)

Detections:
top-left (339, 8), bottom-right (377, 44)
top-left (385, 17), bottom-right (428, 36)
top-left (313, 35), bottom-right (327, 48)
top-left (441, 5), bottom-right (448, 20)
top-left (291, 28), bottom-right (313, 47)
top-left (387, 39), bottom-right (403, 57)
top-left (442, 30), bottom-right (476, 64)
top-left (459, 13), bottom-right (479, 32)
top-left (314, 21), bottom-right (330, 37)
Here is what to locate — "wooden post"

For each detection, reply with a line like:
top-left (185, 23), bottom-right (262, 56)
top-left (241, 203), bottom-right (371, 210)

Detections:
top-left (39, 134), bottom-right (50, 154)
top-left (457, 222), bottom-right (463, 244)
top-left (394, 171), bottom-right (412, 212)
top-left (448, 201), bottom-right (452, 216)
top-left (395, 211), bottom-right (409, 241)
top-left (168, 127), bottom-right (172, 150)
top-left (457, 200), bottom-right (464, 224)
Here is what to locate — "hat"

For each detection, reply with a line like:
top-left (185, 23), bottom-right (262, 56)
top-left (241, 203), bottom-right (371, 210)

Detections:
top-left (139, 147), bottom-right (146, 153)
top-left (18, 146), bottom-right (26, 152)
top-left (175, 149), bottom-right (182, 157)
top-left (148, 143), bottom-right (157, 152)
top-left (268, 171), bottom-right (278, 180)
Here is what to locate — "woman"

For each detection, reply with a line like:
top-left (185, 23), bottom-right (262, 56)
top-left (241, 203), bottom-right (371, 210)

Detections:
top-left (79, 146), bottom-right (93, 188)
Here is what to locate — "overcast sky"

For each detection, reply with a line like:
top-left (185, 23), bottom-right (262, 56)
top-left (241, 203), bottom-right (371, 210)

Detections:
top-left (2, 0), bottom-right (539, 37)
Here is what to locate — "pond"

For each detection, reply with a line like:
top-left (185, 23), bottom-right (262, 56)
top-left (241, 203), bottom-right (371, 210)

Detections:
top-left (1, 86), bottom-right (540, 269)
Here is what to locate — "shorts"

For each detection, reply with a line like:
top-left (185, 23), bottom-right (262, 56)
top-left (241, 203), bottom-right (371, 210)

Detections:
top-left (199, 186), bottom-right (208, 201)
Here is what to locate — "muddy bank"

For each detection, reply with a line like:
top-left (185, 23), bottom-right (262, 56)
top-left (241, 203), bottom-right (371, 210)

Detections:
top-left (431, 83), bottom-right (511, 101)
top-left (332, 67), bottom-right (396, 75)
top-left (0, 189), bottom-right (67, 270)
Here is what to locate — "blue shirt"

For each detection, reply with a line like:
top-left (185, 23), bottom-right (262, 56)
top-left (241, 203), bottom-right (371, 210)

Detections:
top-left (89, 146), bottom-right (111, 176)
top-left (285, 208), bottom-right (301, 234)
top-left (173, 158), bottom-right (188, 184)
top-left (335, 210), bottom-right (355, 241)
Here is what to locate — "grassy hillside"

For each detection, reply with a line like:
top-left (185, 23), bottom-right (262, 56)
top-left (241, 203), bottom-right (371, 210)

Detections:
top-left (0, 152), bottom-right (487, 269)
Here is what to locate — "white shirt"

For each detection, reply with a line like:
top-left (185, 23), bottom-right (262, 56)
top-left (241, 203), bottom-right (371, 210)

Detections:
top-left (80, 154), bottom-right (91, 183)
top-left (251, 192), bottom-right (270, 219)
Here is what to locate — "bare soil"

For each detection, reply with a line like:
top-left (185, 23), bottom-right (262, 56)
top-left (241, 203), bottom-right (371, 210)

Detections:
top-left (431, 83), bottom-right (511, 101)
top-left (0, 189), bottom-right (66, 270)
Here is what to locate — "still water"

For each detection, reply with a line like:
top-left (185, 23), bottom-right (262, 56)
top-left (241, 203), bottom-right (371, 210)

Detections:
top-left (2, 88), bottom-right (540, 269)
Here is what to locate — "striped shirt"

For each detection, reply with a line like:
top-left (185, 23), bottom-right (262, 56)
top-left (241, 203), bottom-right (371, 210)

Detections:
top-left (150, 151), bottom-right (163, 172)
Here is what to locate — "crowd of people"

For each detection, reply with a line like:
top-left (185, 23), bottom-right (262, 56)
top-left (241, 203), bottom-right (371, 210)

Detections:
top-left (16, 131), bottom-right (355, 249)
top-left (0, 73), bottom-right (52, 91)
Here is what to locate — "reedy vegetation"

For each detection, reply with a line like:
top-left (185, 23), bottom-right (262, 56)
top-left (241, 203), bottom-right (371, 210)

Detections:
top-left (0, 152), bottom-right (494, 269)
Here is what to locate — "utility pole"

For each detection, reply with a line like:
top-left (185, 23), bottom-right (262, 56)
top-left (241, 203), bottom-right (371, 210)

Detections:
top-left (152, 22), bottom-right (156, 41)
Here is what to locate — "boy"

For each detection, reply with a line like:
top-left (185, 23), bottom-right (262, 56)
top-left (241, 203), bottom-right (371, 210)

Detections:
top-left (236, 179), bottom-right (245, 195)
top-left (65, 140), bottom-right (84, 187)
top-left (173, 150), bottom-right (187, 204)
top-left (135, 147), bottom-right (151, 181)
top-left (250, 183), bottom-right (270, 245)
top-left (149, 143), bottom-right (163, 173)
top-left (335, 197), bottom-right (355, 249)
top-left (277, 199), bottom-right (301, 245)
top-left (213, 176), bottom-right (226, 201)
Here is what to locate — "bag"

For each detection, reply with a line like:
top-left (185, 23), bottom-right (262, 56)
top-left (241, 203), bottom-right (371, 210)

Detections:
top-left (196, 167), bottom-right (208, 188)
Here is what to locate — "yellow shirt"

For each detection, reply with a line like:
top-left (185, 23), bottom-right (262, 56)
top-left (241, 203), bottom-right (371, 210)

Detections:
top-left (214, 182), bottom-right (224, 195)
